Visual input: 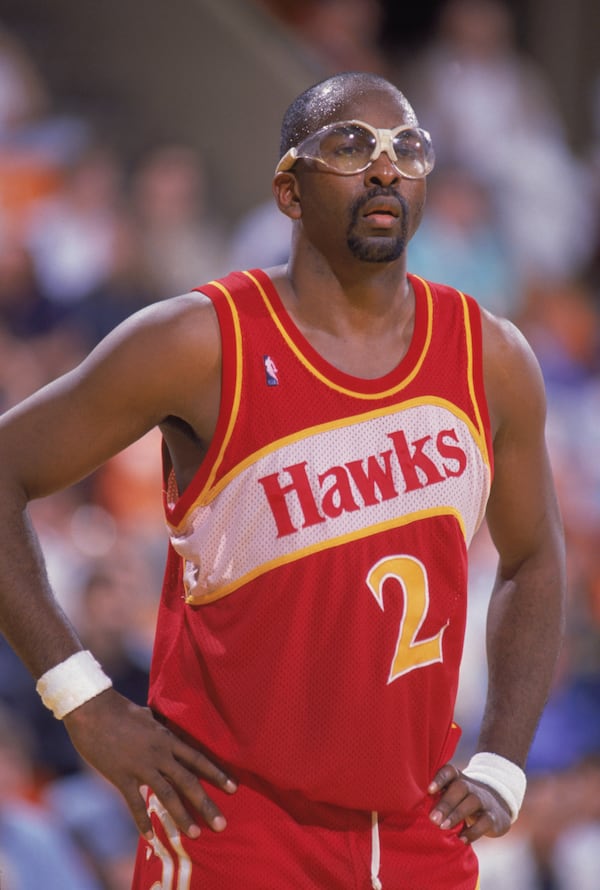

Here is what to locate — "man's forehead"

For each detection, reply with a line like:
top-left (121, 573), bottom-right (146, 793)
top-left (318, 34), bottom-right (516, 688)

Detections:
top-left (307, 83), bottom-right (415, 131)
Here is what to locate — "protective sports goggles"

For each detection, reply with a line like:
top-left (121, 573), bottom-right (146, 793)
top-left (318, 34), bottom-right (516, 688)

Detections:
top-left (275, 119), bottom-right (435, 178)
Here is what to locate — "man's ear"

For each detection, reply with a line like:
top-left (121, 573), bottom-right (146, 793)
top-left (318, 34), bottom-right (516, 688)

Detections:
top-left (272, 172), bottom-right (302, 220)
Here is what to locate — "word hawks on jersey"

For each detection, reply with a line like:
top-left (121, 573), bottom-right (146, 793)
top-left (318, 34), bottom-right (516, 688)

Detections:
top-left (258, 421), bottom-right (468, 539)
top-left (263, 354), bottom-right (279, 386)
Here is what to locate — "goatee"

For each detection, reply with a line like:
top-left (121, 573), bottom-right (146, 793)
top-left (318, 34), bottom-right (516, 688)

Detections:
top-left (346, 187), bottom-right (409, 263)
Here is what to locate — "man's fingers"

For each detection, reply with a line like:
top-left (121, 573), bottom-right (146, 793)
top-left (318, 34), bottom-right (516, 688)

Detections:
top-left (173, 739), bottom-right (238, 794)
top-left (428, 761), bottom-right (460, 793)
top-left (431, 789), bottom-right (482, 829)
top-left (122, 782), bottom-right (155, 839)
top-left (138, 772), bottom-right (207, 838)
top-left (459, 811), bottom-right (496, 844)
top-left (169, 769), bottom-right (228, 834)
top-left (134, 751), bottom-right (236, 838)
top-left (64, 695), bottom-right (239, 841)
top-left (428, 766), bottom-right (513, 843)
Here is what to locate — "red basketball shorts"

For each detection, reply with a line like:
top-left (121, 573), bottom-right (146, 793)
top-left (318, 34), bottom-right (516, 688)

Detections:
top-left (132, 777), bottom-right (479, 889)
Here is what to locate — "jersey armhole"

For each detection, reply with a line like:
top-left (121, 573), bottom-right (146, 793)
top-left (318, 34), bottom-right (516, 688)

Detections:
top-left (163, 275), bottom-right (243, 527)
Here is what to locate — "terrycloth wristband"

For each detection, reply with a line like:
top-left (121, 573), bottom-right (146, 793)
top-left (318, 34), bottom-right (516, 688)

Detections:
top-left (36, 650), bottom-right (113, 719)
top-left (462, 752), bottom-right (527, 823)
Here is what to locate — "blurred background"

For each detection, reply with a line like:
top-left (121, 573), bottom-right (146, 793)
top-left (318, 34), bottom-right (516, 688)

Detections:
top-left (0, 0), bottom-right (598, 887)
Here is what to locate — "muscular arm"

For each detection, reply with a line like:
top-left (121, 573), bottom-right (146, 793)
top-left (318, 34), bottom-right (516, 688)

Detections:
top-left (430, 312), bottom-right (566, 841)
top-left (0, 296), bottom-right (210, 669)
top-left (0, 295), bottom-right (236, 837)
top-left (478, 317), bottom-right (565, 764)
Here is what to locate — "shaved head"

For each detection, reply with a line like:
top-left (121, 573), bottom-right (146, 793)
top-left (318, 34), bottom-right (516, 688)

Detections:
top-left (279, 72), bottom-right (417, 157)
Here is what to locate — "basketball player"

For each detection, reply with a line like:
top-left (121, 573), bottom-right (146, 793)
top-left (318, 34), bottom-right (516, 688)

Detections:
top-left (0, 73), bottom-right (565, 888)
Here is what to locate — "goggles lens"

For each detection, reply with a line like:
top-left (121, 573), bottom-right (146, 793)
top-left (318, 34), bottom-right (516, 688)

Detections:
top-left (277, 120), bottom-right (435, 178)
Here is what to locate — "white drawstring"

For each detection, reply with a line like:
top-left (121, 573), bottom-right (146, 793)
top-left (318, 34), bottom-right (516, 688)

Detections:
top-left (370, 811), bottom-right (383, 890)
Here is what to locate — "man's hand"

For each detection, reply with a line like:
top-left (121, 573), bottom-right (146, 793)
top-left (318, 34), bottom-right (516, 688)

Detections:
top-left (63, 688), bottom-right (237, 839)
top-left (428, 762), bottom-right (512, 844)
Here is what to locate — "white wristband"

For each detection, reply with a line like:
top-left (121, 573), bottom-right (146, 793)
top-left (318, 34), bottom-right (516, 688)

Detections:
top-left (462, 752), bottom-right (527, 823)
top-left (36, 650), bottom-right (113, 719)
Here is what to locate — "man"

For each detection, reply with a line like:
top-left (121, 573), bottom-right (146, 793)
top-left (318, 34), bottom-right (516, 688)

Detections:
top-left (0, 72), bottom-right (565, 889)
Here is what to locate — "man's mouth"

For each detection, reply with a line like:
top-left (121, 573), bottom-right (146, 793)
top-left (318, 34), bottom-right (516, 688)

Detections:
top-left (363, 209), bottom-right (399, 228)
top-left (362, 196), bottom-right (401, 217)
top-left (361, 196), bottom-right (402, 227)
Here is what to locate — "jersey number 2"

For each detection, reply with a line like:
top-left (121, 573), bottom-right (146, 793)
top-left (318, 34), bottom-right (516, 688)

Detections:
top-left (366, 555), bottom-right (447, 682)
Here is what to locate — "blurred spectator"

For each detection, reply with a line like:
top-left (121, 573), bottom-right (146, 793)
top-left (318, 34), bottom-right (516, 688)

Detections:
top-left (0, 22), bottom-right (88, 233)
top-left (130, 144), bottom-right (228, 297)
top-left (401, 0), bottom-right (595, 285)
top-left (25, 144), bottom-right (125, 308)
top-left (0, 226), bottom-right (64, 338)
top-left (72, 548), bottom-right (156, 691)
top-left (0, 703), bottom-right (101, 890)
top-left (551, 816), bottom-right (600, 890)
top-left (528, 677), bottom-right (600, 777)
top-left (69, 211), bottom-right (154, 348)
top-left (0, 24), bottom-right (47, 136)
top-left (0, 225), bottom-right (86, 411)
top-left (257, 0), bottom-right (388, 76)
top-left (0, 327), bottom-right (47, 412)
top-left (0, 23), bottom-right (59, 230)
top-left (518, 279), bottom-right (600, 390)
top-left (92, 427), bottom-right (166, 545)
top-left (408, 164), bottom-right (518, 317)
top-left (0, 318), bottom-right (85, 410)
top-left (43, 768), bottom-right (138, 890)
top-left (518, 755), bottom-right (600, 890)
top-left (586, 72), bottom-right (600, 289)
top-left (228, 196), bottom-right (292, 270)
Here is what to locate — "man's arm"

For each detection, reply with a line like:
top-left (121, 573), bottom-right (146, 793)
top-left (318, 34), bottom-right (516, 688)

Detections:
top-left (429, 313), bottom-right (566, 842)
top-left (0, 295), bottom-right (237, 839)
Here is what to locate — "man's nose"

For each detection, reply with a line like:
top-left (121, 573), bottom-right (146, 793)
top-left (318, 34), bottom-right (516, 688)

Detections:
top-left (365, 153), bottom-right (400, 187)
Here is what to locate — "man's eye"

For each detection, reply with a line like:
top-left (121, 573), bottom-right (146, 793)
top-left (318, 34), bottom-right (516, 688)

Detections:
top-left (394, 136), bottom-right (421, 157)
top-left (334, 143), bottom-right (363, 156)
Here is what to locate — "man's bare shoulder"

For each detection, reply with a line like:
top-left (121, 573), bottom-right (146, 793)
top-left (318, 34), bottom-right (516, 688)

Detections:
top-left (0, 290), bottom-right (224, 499)
top-left (116, 289), bottom-right (218, 341)
top-left (479, 307), bottom-right (547, 438)
top-left (91, 290), bottom-right (221, 372)
top-left (81, 289), bottom-right (222, 424)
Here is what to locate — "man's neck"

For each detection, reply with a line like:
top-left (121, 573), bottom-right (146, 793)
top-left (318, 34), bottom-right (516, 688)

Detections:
top-left (265, 254), bottom-right (416, 379)
top-left (282, 246), bottom-right (412, 335)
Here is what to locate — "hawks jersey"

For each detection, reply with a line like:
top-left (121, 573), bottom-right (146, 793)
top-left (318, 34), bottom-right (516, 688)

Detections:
top-left (148, 269), bottom-right (493, 814)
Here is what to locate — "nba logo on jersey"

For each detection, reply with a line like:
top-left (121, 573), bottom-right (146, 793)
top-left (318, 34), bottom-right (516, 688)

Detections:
top-left (263, 355), bottom-right (279, 386)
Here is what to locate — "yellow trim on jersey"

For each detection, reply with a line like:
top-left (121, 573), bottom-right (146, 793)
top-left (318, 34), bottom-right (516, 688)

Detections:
top-left (195, 279), bottom-right (244, 496)
top-left (209, 396), bottom-right (488, 504)
top-left (184, 506), bottom-right (466, 605)
top-left (243, 270), bottom-right (434, 399)
top-left (458, 289), bottom-right (491, 470)
top-left (175, 274), bottom-right (490, 526)
top-left (167, 395), bottom-right (489, 533)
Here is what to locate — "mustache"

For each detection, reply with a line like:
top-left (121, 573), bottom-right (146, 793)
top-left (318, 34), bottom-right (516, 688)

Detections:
top-left (349, 185), bottom-right (409, 223)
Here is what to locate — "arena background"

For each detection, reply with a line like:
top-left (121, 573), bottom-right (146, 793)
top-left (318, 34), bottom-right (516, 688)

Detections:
top-left (0, 0), bottom-right (596, 222)
top-left (0, 1), bottom-right (598, 888)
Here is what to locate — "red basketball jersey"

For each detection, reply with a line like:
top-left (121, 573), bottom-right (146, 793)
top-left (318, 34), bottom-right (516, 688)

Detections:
top-left (149, 269), bottom-right (493, 814)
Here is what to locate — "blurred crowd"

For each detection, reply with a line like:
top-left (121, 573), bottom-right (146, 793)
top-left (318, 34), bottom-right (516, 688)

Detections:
top-left (0, 1), bottom-right (599, 887)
